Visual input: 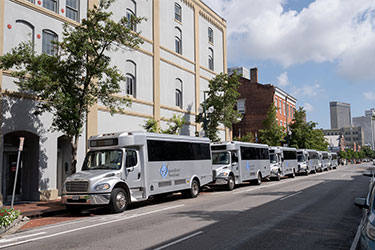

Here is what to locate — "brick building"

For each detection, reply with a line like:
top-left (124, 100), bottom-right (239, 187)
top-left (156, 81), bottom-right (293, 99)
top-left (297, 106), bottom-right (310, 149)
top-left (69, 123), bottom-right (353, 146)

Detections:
top-left (231, 68), bottom-right (297, 139)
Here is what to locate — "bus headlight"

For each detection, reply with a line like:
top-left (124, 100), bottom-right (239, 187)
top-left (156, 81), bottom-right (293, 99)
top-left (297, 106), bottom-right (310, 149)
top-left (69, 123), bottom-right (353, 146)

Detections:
top-left (94, 183), bottom-right (111, 191)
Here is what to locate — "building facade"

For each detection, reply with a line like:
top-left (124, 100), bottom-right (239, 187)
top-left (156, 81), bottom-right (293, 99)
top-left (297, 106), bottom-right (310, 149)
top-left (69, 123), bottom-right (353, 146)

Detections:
top-left (232, 68), bottom-right (296, 139)
top-left (353, 108), bottom-right (375, 149)
top-left (323, 127), bottom-right (364, 149)
top-left (330, 101), bottom-right (351, 129)
top-left (0, 0), bottom-right (227, 203)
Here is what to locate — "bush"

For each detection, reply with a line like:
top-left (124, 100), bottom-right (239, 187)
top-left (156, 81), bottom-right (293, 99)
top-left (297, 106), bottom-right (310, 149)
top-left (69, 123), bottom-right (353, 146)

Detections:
top-left (0, 207), bottom-right (21, 228)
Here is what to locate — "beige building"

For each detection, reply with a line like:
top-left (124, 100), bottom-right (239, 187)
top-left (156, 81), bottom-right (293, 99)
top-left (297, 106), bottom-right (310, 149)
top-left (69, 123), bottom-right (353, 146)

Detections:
top-left (0, 0), bottom-right (227, 203)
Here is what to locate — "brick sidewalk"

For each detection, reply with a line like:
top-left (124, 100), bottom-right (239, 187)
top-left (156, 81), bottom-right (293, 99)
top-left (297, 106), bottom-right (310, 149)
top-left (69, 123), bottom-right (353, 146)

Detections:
top-left (5, 199), bottom-right (67, 218)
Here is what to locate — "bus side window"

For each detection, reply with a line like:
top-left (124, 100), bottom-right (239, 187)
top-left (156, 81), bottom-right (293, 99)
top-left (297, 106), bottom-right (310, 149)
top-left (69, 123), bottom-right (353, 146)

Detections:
top-left (126, 150), bottom-right (138, 168)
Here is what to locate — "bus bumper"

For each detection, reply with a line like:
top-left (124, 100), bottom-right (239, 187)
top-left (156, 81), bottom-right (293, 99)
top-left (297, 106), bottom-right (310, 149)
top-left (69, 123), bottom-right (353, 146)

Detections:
top-left (62, 193), bottom-right (111, 205)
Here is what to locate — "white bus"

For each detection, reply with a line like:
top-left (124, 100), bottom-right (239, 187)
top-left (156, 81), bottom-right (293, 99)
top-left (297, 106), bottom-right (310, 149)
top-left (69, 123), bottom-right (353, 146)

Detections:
top-left (210, 141), bottom-right (270, 189)
top-left (269, 146), bottom-right (298, 180)
top-left (62, 132), bottom-right (212, 213)
top-left (319, 151), bottom-right (330, 171)
top-left (329, 152), bottom-right (338, 169)
top-left (296, 149), bottom-right (319, 175)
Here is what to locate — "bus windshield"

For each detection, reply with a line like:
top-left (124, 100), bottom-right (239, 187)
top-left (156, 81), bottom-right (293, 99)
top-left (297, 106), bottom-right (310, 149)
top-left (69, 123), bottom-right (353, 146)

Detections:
top-left (297, 154), bottom-right (305, 162)
top-left (270, 153), bottom-right (278, 163)
top-left (82, 150), bottom-right (123, 170)
top-left (212, 152), bottom-right (230, 165)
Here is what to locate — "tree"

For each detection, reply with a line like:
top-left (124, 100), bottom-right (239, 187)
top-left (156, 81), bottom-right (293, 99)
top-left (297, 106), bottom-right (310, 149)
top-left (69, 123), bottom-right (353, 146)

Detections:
top-left (289, 107), bottom-right (328, 150)
top-left (161, 114), bottom-right (185, 135)
top-left (143, 118), bottom-right (158, 133)
top-left (258, 104), bottom-right (285, 146)
top-left (0, 0), bottom-right (143, 173)
top-left (196, 73), bottom-right (241, 142)
top-left (233, 132), bottom-right (255, 143)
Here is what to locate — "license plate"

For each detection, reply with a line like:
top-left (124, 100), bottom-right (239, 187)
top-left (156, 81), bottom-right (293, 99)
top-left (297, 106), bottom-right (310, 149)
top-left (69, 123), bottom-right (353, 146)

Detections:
top-left (72, 195), bottom-right (80, 200)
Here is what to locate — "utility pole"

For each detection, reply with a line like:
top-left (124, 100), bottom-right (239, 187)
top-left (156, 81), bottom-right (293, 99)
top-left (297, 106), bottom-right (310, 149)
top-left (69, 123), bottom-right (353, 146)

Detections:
top-left (11, 137), bottom-right (24, 209)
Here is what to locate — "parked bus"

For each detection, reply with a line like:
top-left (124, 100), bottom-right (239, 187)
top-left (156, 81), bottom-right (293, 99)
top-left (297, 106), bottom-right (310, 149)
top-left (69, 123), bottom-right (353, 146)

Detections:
top-left (210, 141), bottom-right (270, 189)
top-left (62, 132), bottom-right (213, 213)
top-left (329, 152), bottom-right (338, 169)
top-left (269, 147), bottom-right (298, 180)
top-left (319, 151), bottom-right (330, 171)
top-left (296, 149), bottom-right (319, 175)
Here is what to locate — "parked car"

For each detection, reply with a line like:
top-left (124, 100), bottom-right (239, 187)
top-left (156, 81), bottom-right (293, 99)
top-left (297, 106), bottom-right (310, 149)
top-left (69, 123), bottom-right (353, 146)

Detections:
top-left (354, 171), bottom-right (375, 249)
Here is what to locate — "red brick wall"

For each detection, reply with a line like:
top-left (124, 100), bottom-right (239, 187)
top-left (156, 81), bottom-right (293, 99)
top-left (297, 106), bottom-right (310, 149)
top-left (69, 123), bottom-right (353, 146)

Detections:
top-left (233, 77), bottom-right (275, 138)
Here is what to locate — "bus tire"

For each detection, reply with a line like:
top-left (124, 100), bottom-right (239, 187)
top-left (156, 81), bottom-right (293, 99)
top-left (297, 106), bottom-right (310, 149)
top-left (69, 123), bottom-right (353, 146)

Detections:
top-left (227, 175), bottom-right (235, 191)
top-left (254, 172), bottom-right (262, 185)
top-left (185, 179), bottom-right (200, 198)
top-left (109, 188), bottom-right (128, 213)
top-left (290, 169), bottom-right (295, 178)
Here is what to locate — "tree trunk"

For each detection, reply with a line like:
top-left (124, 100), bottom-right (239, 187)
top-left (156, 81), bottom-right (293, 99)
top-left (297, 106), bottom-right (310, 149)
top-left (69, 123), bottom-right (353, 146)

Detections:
top-left (71, 135), bottom-right (79, 174)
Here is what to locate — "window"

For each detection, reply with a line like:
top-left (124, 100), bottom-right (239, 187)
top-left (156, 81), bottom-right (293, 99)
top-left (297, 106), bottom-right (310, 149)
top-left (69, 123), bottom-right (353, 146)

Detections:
top-left (175, 27), bottom-right (182, 54)
top-left (283, 150), bottom-right (297, 160)
top-left (175, 3), bottom-right (182, 22)
top-left (208, 48), bottom-right (214, 70)
top-left (208, 27), bottom-right (213, 43)
top-left (125, 60), bottom-right (136, 97)
top-left (126, 150), bottom-right (138, 168)
top-left (240, 146), bottom-right (269, 160)
top-left (147, 140), bottom-right (211, 161)
top-left (42, 30), bottom-right (58, 55)
top-left (278, 100), bottom-right (281, 114)
top-left (15, 20), bottom-right (35, 48)
top-left (126, 9), bottom-right (136, 31)
top-left (175, 78), bottom-right (183, 108)
top-left (237, 99), bottom-right (246, 114)
top-left (66, 0), bottom-right (79, 22)
top-left (43, 0), bottom-right (58, 12)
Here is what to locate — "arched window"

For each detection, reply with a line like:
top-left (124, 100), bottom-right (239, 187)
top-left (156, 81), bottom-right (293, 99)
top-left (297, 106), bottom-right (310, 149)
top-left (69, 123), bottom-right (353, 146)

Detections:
top-left (175, 27), bottom-right (182, 54)
top-left (15, 20), bottom-right (35, 48)
top-left (175, 78), bottom-right (183, 108)
top-left (66, 0), bottom-right (79, 22)
top-left (208, 27), bottom-right (213, 43)
top-left (175, 3), bottom-right (182, 22)
top-left (42, 29), bottom-right (58, 55)
top-left (126, 0), bottom-right (137, 31)
top-left (125, 60), bottom-right (136, 97)
top-left (43, 0), bottom-right (58, 13)
top-left (208, 48), bottom-right (214, 70)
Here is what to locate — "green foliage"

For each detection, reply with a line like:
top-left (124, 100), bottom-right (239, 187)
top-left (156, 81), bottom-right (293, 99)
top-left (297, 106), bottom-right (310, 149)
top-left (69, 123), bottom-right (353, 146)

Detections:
top-left (362, 146), bottom-right (375, 158)
top-left (143, 118), bottom-right (158, 133)
top-left (338, 150), bottom-right (347, 159)
top-left (258, 104), bottom-right (285, 146)
top-left (233, 132), bottom-right (255, 143)
top-left (289, 107), bottom-right (328, 150)
top-left (161, 114), bottom-right (185, 135)
top-left (196, 73), bottom-right (241, 142)
top-left (0, 0), bottom-right (143, 172)
top-left (0, 208), bottom-right (20, 228)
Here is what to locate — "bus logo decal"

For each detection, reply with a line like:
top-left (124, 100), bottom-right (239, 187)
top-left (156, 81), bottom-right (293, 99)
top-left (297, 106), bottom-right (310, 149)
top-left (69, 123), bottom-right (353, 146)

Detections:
top-left (160, 163), bottom-right (168, 178)
top-left (246, 161), bottom-right (250, 171)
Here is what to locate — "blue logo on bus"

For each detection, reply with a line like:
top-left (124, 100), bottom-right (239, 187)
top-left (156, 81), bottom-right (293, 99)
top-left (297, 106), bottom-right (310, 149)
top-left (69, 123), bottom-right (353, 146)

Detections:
top-left (160, 163), bottom-right (168, 178)
top-left (246, 161), bottom-right (250, 171)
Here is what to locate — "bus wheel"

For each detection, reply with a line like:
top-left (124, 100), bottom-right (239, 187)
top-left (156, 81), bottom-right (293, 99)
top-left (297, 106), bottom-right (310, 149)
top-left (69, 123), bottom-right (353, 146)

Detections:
top-left (185, 179), bottom-right (200, 198)
top-left (290, 169), bottom-right (296, 178)
top-left (255, 172), bottom-right (262, 185)
top-left (109, 188), bottom-right (128, 213)
top-left (227, 175), bottom-right (235, 191)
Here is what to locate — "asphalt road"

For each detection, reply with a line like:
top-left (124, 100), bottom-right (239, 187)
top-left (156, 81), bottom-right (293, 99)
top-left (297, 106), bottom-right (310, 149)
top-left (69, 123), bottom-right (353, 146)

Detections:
top-left (0, 163), bottom-right (371, 250)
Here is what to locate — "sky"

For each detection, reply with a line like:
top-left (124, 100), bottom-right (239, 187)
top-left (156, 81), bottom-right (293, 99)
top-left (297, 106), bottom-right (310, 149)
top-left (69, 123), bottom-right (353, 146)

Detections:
top-left (203, 0), bottom-right (375, 129)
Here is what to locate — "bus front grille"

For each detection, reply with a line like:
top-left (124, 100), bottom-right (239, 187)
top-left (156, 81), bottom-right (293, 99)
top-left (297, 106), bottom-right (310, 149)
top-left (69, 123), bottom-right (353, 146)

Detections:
top-left (66, 181), bottom-right (89, 192)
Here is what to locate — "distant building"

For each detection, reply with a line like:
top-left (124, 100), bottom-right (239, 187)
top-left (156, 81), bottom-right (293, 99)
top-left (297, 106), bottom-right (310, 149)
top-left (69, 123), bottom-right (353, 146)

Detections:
top-left (232, 68), bottom-right (297, 139)
top-left (228, 67), bottom-right (250, 80)
top-left (323, 127), bottom-right (364, 149)
top-left (330, 101), bottom-right (351, 129)
top-left (353, 108), bottom-right (375, 149)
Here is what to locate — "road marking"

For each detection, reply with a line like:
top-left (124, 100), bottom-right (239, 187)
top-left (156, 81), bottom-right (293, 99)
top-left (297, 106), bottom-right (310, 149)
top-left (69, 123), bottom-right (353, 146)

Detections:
top-left (0, 232), bottom-right (46, 243)
top-left (350, 225), bottom-right (361, 250)
top-left (153, 231), bottom-right (203, 250)
top-left (280, 191), bottom-right (302, 201)
top-left (0, 204), bottom-right (184, 249)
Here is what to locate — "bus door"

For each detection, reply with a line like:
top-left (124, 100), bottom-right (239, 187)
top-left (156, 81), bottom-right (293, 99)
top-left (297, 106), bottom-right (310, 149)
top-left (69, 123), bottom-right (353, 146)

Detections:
top-left (231, 151), bottom-right (240, 177)
top-left (125, 149), bottom-right (142, 190)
